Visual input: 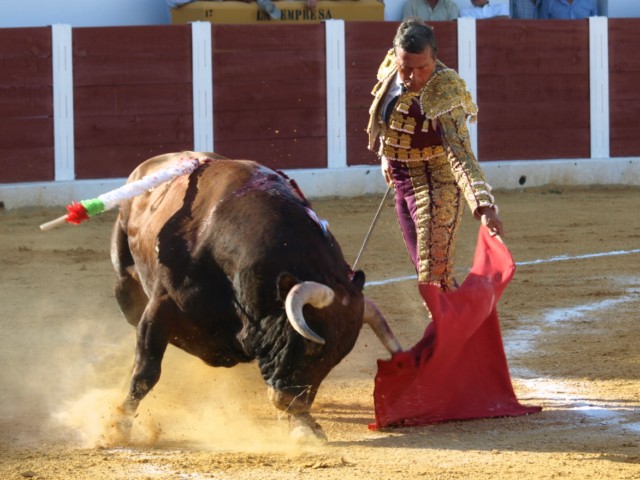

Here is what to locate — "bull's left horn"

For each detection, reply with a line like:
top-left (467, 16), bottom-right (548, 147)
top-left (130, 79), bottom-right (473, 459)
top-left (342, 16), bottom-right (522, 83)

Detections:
top-left (285, 282), bottom-right (334, 345)
top-left (363, 298), bottom-right (402, 354)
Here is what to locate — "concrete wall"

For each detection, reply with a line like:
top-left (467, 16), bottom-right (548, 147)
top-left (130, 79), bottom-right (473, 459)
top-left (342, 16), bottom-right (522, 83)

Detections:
top-left (0, 0), bottom-right (171, 28)
top-left (608, 0), bottom-right (640, 17)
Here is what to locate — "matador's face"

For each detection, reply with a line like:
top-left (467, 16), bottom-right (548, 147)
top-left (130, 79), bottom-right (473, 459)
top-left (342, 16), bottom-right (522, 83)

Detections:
top-left (394, 46), bottom-right (437, 93)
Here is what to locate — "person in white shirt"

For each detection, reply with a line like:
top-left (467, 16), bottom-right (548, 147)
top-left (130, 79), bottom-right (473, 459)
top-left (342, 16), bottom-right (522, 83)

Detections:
top-left (460, 0), bottom-right (510, 18)
top-left (403, 0), bottom-right (460, 21)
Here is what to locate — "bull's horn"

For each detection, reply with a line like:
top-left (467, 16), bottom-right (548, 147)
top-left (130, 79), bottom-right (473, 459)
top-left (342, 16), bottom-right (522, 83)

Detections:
top-left (363, 298), bottom-right (403, 354)
top-left (285, 282), bottom-right (334, 345)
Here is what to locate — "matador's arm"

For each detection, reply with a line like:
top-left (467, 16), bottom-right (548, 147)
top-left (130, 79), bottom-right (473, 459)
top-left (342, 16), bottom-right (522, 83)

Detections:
top-left (437, 106), bottom-right (498, 218)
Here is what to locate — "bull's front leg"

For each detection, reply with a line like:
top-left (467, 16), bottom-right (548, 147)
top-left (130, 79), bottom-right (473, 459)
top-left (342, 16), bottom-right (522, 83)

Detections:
top-left (114, 295), bottom-right (176, 442)
top-left (268, 386), bottom-right (327, 442)
top-left (288, 412), bottom-right (328, 442)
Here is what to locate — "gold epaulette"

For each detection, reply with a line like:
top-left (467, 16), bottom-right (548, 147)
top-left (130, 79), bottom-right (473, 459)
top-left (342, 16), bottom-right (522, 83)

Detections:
top-left (370, 49), bottom-right (397, 110)
top-left (367, 49), bottom-right (398, 149)
top-left (376, 48), bottom-right (397, 83)
top-left (420, 64), bottom-right (478, 122)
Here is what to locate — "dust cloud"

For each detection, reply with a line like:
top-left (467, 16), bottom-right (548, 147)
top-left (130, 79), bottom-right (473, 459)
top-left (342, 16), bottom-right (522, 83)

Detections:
top-left (50, 333), bottom-right (308, 452)
top-left (54, 347), bottom-right (298, 452)
top-left (1, 285), bottom-right (312, 454)
top-left (1, 208), bottom-right (321, 455)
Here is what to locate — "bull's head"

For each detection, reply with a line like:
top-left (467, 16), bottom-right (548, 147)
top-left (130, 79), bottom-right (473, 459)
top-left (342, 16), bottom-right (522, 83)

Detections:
top-left (265, 272), bottom-right (401, 419)
top-left (285, 279), bottom-right (402, 353)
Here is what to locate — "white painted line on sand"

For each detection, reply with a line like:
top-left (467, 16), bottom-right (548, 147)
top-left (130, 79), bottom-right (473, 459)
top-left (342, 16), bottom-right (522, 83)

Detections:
top-left (506, 283), bottom-right (639, 430)
top-left (365, 248), bottom-right (640, 287)
top-left (516, 248), bottom-right (640, 266)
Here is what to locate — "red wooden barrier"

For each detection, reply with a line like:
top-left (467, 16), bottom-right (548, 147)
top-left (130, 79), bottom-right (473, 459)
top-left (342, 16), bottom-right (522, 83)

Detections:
top-left (609, 19), bottom-right (640, 158)
top-left (0, 28), bottom-right (54, 182)
top-left (477, 19), bottom-right (591, 161)
top-left (73, 25), bottom-right (194, 179)
top-left (212, 24), bottom-right (327, 169)
top-left (0, 21), bottom-right (639, 184)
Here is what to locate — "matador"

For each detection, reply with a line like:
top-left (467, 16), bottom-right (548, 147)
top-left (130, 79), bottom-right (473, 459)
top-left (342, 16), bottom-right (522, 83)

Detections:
top-left (367, 18), bottom-right (503, 291)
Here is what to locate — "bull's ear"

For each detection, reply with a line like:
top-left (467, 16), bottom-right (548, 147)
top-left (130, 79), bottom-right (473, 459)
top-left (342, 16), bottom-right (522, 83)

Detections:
top-left (351, 270), bottom-right (366, 291)
top-left (277, 272), bottom-right (299, 302)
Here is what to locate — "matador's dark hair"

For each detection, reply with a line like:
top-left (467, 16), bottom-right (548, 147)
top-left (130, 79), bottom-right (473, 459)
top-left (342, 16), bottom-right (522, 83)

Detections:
top-left (392, 17), bottom-right (439, 57)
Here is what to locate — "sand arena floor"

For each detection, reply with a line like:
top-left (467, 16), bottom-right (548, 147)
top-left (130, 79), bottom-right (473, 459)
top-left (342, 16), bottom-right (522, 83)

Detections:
top-left (0, 185), bottom-right (639, 479)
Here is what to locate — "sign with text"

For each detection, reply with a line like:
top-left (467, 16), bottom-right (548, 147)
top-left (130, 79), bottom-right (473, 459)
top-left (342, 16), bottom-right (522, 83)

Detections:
top-left (171, 0), bottom-right (384, 24)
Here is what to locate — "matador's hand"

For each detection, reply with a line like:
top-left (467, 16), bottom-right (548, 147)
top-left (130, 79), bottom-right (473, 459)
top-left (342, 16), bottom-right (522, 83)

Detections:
top-left (478, 206), bottom-right (504, 237)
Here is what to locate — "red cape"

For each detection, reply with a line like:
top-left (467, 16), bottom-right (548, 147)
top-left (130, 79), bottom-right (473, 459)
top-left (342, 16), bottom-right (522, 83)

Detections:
top-left (371, 227), bottom-right (541, 429)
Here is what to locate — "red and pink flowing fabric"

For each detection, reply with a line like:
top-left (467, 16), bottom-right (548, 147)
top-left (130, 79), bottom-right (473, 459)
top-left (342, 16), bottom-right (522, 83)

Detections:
top-left (371, 227), bottom-right (541, 429)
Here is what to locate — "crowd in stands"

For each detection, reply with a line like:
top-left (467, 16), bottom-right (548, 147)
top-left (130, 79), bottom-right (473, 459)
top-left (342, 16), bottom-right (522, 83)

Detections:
top-left (406, 0), bottom-right (599, 21)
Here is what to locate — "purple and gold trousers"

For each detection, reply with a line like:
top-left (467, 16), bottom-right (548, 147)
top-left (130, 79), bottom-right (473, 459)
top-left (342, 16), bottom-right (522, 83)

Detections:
top-left (388, 157), bottom-right (465, 291)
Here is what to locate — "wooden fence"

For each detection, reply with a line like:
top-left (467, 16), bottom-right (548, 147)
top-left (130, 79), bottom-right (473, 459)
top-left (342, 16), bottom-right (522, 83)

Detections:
top-left (0, 19), bottom-right (639, 184)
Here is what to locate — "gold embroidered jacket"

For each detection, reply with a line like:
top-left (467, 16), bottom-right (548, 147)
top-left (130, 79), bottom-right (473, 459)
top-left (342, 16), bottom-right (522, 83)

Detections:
top-left (367, 49), bottom-right (497, 216)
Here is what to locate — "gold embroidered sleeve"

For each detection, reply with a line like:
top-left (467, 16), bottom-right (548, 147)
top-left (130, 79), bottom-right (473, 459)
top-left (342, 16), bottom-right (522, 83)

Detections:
top-left (438, 106), bottom-right (497, 217)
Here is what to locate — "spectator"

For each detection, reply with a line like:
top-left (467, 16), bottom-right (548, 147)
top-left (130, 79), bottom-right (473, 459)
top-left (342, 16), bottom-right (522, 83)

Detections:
top-left (256, 0), bottom-right (282, 19)
top-left (403, 0), bottom-right (459, 21)
top-left (538, 0), bottom-right (597, 19)
top-left (510, 0), bottom-right (540, 18)
top-left (460, 0), bottom-right (510, 18)
top-left (166, 0), bottom-right (281, 20)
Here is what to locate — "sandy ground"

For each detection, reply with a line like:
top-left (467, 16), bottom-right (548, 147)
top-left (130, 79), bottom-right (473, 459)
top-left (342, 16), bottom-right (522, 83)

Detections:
top-left (0, 185), bottom-right (639, 480)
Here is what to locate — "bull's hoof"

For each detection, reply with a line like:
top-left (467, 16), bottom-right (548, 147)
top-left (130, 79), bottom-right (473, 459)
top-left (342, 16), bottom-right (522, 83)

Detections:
top-left (291, 424), bottom-right (328, 443)
top-left (100, 405), bottom-right (134, 447)
top-left (289, 413), bottom-right (328, 443)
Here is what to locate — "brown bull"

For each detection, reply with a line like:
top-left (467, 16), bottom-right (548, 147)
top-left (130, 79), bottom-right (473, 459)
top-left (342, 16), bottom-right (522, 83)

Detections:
top-left (110, 152), bottom-right (401, 440)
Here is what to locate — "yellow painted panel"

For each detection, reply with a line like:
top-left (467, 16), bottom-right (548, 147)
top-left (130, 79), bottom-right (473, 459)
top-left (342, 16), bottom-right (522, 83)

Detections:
top-left (171, 0), bottom-right (384, 24)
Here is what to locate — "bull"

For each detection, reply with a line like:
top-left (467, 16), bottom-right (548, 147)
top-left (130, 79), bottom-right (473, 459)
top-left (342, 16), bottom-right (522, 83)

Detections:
top-left (110, 152), bottom-right (401, 441)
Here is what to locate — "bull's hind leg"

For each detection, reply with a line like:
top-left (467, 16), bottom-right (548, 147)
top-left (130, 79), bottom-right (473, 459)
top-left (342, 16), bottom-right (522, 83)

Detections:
top-left (111, 218), bottom-right (148, 326)
top-left (115, 295), bottom-right (177, 441)
top-left (115, 275), bottom-right (148, 327)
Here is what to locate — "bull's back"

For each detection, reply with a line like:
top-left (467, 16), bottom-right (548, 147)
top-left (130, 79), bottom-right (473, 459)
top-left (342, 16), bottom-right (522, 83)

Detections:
top-left (119, 152), bottom-right (261, 286)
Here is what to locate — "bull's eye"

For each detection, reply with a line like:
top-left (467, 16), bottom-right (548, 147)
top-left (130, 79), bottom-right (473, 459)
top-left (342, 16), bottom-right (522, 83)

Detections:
top-left (304, 341), bottom-right (323, 357)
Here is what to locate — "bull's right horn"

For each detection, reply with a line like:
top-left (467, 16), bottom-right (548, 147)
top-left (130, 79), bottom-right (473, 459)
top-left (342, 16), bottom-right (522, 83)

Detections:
top-left (285, 282), bottom-right (334, 345)
top-left (363, 298), bottom-right (402, 354)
